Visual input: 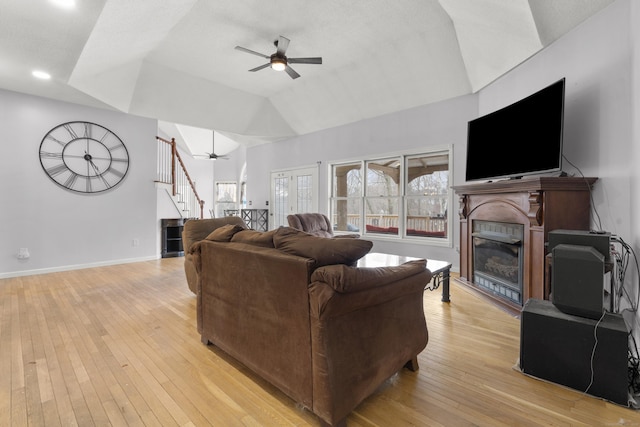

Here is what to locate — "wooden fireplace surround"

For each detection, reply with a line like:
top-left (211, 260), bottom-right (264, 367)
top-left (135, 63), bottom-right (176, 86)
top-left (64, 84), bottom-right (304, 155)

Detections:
top-left (453, 177), bottom-right (597, 313)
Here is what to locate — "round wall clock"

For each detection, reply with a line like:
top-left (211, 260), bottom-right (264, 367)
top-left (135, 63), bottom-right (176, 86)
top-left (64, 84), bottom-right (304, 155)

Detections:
top-left (39, 121), bottom-right (130, 193)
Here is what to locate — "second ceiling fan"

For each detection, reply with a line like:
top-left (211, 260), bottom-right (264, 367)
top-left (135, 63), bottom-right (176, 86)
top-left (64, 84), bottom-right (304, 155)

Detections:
top-left (235, 35), bottom-right (322, 79)
top-left (195, 132), bottom-right (229, 160)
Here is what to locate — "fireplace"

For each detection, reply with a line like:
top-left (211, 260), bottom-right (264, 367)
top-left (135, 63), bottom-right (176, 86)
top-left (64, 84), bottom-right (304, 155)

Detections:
top-left (453, 177), bottom-right (597, 314)
top-left (472, 221), bottom-right (524, 304)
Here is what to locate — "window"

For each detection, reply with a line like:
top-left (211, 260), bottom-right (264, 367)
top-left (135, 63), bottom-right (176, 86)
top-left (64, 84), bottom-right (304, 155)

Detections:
top-left (365, 157), bottom-right (401, 235)
top-left (215, 181), bottom-right (237, 217)
top-left (331, 162), bottom-right (362, 232)
top-left (330, 147), bottom-right (451, 244)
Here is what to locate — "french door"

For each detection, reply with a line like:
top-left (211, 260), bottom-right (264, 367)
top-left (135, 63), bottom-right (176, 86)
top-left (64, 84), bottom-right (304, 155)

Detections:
top-left (270, 166), bottom-right (318, 229)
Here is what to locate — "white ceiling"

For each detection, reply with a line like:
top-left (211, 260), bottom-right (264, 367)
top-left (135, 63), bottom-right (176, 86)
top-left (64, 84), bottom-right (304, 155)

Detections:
top-left (0, 0), bottom-right (615, 151)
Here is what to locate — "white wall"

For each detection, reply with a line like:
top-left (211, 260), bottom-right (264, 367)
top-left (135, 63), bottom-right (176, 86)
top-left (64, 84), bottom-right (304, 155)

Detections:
top-left (247, 93), bottom-right (477, 268)
top-left (1, 89), bottom-right (159, 277)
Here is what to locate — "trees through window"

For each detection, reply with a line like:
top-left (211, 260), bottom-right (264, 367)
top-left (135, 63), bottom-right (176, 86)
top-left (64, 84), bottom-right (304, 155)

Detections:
top-left (330, 148), bottom-right (451, 243)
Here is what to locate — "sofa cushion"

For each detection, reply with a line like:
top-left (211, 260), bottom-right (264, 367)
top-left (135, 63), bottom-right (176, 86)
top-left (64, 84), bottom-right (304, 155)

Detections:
top-left (310, 259), bottom-right (427, 293)
top-left (205, 224), bottom-right (245, 242)
top-left (273, 227), bottom-right (372, 267)
top-left (231, 229), bottom-right (276, 248)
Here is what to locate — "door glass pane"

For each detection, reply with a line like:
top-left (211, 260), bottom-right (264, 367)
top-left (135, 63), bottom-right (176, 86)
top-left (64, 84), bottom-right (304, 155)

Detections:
top-left (297, 174), bottom-right (313, 213)
top-left (273, 176), bottom-right (289, 228)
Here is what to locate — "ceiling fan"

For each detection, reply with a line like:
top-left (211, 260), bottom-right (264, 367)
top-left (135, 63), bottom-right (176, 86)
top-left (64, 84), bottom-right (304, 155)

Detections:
top-left (195, 132), bottom-right (229, 160)
top-left (235, 35), bottom-right (322, 79)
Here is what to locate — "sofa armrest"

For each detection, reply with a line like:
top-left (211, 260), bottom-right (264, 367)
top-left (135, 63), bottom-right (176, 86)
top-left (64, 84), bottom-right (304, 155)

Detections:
top-left (308, 260), bottom-right (431, 319)
top-left (308, 261), bottom-right (429, 425)
top-left (310, 259), bottom-right (429, 293)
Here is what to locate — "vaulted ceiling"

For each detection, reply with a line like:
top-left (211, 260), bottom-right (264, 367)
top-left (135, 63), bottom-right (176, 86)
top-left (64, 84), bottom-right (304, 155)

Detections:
top-left (0, 0), bottom-right (615, 150)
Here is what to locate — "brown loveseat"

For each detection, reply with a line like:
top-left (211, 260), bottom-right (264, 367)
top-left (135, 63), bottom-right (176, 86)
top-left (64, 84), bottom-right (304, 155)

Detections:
top-left (189, 225), bottom-right (431, 426)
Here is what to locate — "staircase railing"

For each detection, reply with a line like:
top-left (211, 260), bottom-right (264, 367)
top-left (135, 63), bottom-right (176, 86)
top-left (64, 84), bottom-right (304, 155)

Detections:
top-left (156, 136), bottom-right (205, 219)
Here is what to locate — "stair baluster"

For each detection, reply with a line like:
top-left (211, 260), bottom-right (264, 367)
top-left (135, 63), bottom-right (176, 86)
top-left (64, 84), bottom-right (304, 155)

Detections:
top-left (156, 136), bottom-right (205, 219)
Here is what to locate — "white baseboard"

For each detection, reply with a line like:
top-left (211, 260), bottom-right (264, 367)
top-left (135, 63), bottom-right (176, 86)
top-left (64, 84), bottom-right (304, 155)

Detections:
top-left (0, 255), bottom-right (162, 279)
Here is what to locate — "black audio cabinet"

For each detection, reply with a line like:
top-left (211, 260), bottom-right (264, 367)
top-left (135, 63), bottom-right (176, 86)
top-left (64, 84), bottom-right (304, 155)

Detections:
top-left (520, 298), bottom-right (628, 405)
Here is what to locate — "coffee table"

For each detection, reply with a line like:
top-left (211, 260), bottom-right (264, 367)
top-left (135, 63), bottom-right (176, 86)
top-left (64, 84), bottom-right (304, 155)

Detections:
top-left (357, 252), bottom-right (452, 302)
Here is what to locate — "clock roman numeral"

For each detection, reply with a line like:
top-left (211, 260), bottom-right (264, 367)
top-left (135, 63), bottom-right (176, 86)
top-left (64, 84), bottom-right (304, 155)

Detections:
top-left (107, 168), bottom-right (125, 179)
top-left (63, 123), bottom-right (78, 139)
top-left (40, 151), bottom-right (63, 159)
top-left (64, 172), bottom-right (79, 188)
top-left (46, 163), bottom-right (68, 177)
top-left (46, 135), bottom-right (67, 146)
top-left (83, 122), bottom-right (92, 139)
top-left (94, 172), bottom-right (111, 189)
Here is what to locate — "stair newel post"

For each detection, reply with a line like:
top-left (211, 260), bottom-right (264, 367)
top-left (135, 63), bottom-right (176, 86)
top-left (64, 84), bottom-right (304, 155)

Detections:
top-left (199, 200), bottom-right (205, 219)
top-left (171, 138), bottom-right (177, 197)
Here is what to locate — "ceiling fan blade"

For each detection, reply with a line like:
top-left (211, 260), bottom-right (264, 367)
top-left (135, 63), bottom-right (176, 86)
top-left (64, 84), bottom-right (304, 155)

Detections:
top-left (276, 36), bottom-right (290, 56)
top-left (235, 46), bottom-right (270, 58)
top-left (288, 57), bottom-right (322, 64)
top-left (285, 65), bottom-right (300, 79)
top-left (249, 63), bottom-right (271, 72)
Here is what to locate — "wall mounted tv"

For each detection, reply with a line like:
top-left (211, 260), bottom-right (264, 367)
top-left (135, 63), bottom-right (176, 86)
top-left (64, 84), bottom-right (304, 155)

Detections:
top-left (465, 78), bottom-right (565, 182)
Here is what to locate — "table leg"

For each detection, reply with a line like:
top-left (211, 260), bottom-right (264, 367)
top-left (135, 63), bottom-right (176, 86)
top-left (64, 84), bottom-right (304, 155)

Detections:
top-left (441, 268), bottom-right (451, 303)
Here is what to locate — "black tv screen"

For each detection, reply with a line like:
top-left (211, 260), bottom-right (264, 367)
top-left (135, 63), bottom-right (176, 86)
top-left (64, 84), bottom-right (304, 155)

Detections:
top-left (465, 78), bottom-right (565, 182)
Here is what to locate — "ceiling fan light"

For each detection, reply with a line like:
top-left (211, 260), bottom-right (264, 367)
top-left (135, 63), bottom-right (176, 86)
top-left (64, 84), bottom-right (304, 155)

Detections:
top-left (271, 58), bottom-right (286, 71)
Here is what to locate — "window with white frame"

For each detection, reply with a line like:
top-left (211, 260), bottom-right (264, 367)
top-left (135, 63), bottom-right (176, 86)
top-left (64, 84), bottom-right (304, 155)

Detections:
top-left (215, 181), bottom-right (237, 217)
top-left (330, 148), bottom-right (451, 243)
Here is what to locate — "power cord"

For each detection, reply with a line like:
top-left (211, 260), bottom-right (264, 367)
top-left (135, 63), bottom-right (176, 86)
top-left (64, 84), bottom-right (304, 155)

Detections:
top-left (562, 154), bottom-right (640, 398)
top-left (584, 310), bottom-right (607, 396)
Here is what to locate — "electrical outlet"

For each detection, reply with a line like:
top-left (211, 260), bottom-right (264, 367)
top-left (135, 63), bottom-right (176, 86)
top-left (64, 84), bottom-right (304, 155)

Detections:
top-left (132, 239), bottom-right (140, 247)
top-left (18, 248), bottom-right (30, 259)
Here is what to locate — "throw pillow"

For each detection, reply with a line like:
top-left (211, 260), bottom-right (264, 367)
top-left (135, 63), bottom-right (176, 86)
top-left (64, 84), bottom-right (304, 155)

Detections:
top-left (204, 224), bottom-right (245, 242)
top-left (273, 227), bottom-right (372, 267)
top-left (230, 229), bottom-right (276, 248)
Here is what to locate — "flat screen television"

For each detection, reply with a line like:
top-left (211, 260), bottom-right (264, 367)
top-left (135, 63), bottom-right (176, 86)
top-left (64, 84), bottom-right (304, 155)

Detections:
top-left (465, 78), bottom-right (565, 182)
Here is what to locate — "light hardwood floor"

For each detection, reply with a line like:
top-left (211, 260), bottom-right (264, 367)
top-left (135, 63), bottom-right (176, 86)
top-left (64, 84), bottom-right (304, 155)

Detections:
top-left (1, 258), bottom-right (639, 426)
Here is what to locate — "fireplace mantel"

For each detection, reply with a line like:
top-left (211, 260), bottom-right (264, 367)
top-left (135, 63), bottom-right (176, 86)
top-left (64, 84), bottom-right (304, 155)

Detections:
top-left (453, 177), bottom-right (597, 313)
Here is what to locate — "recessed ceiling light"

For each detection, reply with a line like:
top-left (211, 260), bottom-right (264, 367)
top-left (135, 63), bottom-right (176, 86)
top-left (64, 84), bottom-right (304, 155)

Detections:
top-left (50, 0), bottom-right (75, 9)
top-left (32, 70), bottom-right (51, 80)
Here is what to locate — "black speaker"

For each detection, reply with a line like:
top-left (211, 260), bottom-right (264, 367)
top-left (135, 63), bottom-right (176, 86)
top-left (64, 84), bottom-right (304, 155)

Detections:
top-left (548, 229), bottom-right (611, 262)
top-left (552, 244), bottom-right (605, 319)
top-left (520, 299), bottom-right (628, 406)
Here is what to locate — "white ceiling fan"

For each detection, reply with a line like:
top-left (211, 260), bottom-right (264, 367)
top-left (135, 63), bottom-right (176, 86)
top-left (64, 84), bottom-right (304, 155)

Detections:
top-left (194, 131), bottom-right (229, 160)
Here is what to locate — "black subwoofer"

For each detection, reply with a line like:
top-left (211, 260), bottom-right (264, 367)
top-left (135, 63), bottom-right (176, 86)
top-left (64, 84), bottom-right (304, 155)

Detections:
top-left (520, 299), bottom-right (628, 406)
top-left (552, 243), bottom-right (605, 319)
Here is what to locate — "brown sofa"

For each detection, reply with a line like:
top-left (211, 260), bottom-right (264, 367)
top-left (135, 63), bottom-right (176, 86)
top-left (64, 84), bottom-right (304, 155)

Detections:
top-left (182, 216), bottom-right (248, 293)
top-left (189, 226), bottom-right (431, 426)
